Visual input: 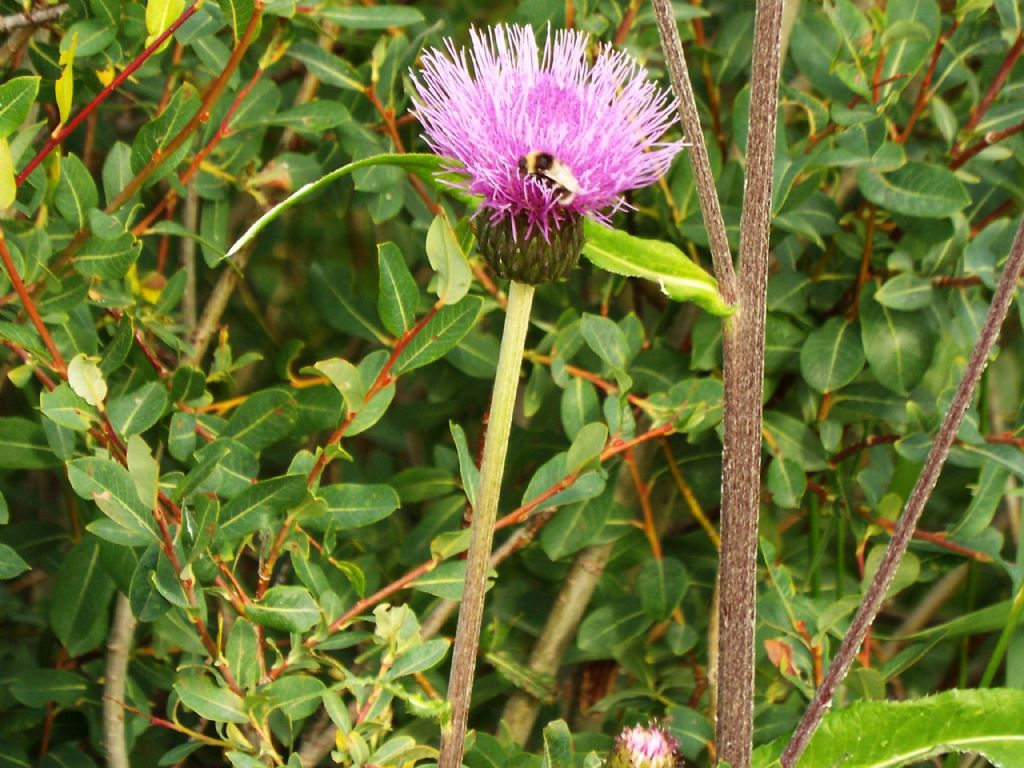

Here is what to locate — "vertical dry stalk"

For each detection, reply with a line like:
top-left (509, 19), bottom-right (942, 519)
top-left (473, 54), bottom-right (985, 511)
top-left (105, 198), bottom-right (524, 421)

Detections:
top-left (781, 213), bottom-right (1024, 766)
top-left (652, 3), bottom-right (783, 765)
top-left (717, 2), bottom-right (784, 766)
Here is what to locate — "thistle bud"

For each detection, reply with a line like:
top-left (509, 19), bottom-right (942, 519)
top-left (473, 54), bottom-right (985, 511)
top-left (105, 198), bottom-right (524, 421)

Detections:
top-left (607, 722), bottom-right (681, 768)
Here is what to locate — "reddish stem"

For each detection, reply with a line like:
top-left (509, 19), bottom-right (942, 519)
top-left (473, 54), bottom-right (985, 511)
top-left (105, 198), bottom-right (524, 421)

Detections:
top-left (957, 31), bottom-right (1024, 145)
top-left (0, 231), bottom-right (66, 375)
top-left (897, 19), bottom-right (959, 144)
top-left (15, 1), bottom-right (202, 186)
top-left (951, 119), bottom-right (1024, 170)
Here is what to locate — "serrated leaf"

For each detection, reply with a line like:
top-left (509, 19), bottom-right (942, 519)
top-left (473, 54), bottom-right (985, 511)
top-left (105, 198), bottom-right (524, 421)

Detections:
top-left (753, 689), bottom-right (1024, 768)
top-left (581, 223), bottom-right (732, 316)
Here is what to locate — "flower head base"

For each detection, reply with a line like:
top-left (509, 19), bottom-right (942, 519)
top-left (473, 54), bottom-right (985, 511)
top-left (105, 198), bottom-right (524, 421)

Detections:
top-left (608, 722), bottom-right (681, 768)
top-left (411, 25), bottom-right (685, 282)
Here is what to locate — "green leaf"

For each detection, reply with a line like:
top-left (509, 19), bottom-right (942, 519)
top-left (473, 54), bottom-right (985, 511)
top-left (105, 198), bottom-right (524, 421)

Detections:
top-left (394, 296), bottom-right (484, 373)
top-left (62, 19), bottom-right (116, 57)
top-left (0, 542), bottom-right (29, 580)
top-left (255, 101), bottom-right (350, 133)
top-left (859, 283), bottom-right (934, 395)
top-left (580, 314), bottom-right (632, 390)
top-left (216, 474), bottom-right (307, 545)
top-left (227, 154), bottom-right (444, 257)
top-left (767, 457), bottom-right (807, 508)
top-left (128, 546), bottom-right (170, 621)
top-left (50, 536), bottom-right (115, 655)
top-left (68, 457), bottom-right (159, 545)
top-left (426, 213), bottom-right (472, 306)
top-left (107, 381), bottom-right (169, 436)
top-left (75, 229), bottom-right (142, 279)
top-left (174, 674), bottom-right (248, 724)
top-left (302, 483), bottom-right (400, 531)
top-left (126, 434), bottom-right (159, 510)
top-left (220, 389), bottom-right (296, 451)
top-left (799, 317), bottom-right (865, 394)
top-left (388, 638), bottom-right (451, 679)
top-left (577, 602), bottom-right (649, 652)
top-left (217, 0), bottom-right (253, 41)
top-left (287, 40), bottom-right (364, 91)
top-left (874, 272), bottom-right (935, 310)
top-left (317, 4), bottom-right (424, 27)
top-left (412, 560), bottom-right (479, 600)
top-left (857, 162), bottom-right (969, 217)
top-left (0, 76), bottom-right (40, 139)
top-left (246, 585), bottom-right (320, 633)
top-left (581, 223), bottom-right (732, 316)
top-left (543, 720), bottom-right (573, 768)
top-left (226, 619), bottom-right (260, 691)
top-left (10, 668), bottom-right (88, 707)
top-left (540, 484), bottom-right (614, 561)
top-left (262, 674), bottom-right (326, 720)
top-left (638, 557), bottom-right (689, 621)
top-left (40, 383), bottom-right (96, 431)
top-left (67, 353), bottom-right (107, 407)
top-left (131, 84), bottom-right (199, 185)
top-left (450, 421), bottom-right (480, 510)
top-left (55, 154), bottom-right (99, 229)
top-left (0, 418), bottom-right (59, 469)
top-left (754, 688), bottom-right (1024, 768)
top-left (565, 422), bottom-right (607, 475)
top-left (377, 242), bottom-right (420, 336)
top-left (763, 410), bottom-right (828, 471)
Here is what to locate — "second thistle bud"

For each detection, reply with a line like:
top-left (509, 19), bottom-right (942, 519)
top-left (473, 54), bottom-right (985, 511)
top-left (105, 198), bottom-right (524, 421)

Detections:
top-left (607, 722), bottom-right (681, 768)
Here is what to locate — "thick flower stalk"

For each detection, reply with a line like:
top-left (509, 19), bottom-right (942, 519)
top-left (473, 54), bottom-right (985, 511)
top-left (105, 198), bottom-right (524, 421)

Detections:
top-left (412, 25), bottom-right (684, 767)
top-left (609, 722), bottom-right (682, 768)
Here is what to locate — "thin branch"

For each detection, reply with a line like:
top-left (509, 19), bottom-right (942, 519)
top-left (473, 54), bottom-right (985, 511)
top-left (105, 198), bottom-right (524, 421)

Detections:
top-left (0, 3), bottom-right (66, 31)
top-left (103, 594), bottom-right (137, 768)
top-left (650, 0), bottom-right (738, 305)
top-left (781, 213), bottom-right (1024, 765)
top-left (716, 2), bottom-right (783, 767)
top-left (15, 1), bottom-right (201, 186)
top-left (0, 229), bottom-right (66, 375)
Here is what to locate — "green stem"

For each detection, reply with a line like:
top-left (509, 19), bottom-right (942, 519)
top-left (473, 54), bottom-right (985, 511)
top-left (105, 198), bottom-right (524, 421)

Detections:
top-left (439, 280), bottom-right (535, 768)
top-left (979, 575), bottom-right (1024, 687)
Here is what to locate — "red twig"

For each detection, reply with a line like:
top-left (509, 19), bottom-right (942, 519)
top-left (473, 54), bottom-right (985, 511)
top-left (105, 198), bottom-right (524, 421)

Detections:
top-left (951, 119), bottom-right (1024, 170)
top-left (0, 230), bottom-right (66, 375)
top-left (956, 31), bottom-right (1024, 150)
top-left (15, 1), bottom-right (202, 186)
top-left (896, 19), bottom-right (959, 144)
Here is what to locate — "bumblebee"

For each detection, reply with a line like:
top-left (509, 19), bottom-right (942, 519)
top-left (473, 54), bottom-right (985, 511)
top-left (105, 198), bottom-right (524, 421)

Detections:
top-left (518, 151), bottom-right (579, 205)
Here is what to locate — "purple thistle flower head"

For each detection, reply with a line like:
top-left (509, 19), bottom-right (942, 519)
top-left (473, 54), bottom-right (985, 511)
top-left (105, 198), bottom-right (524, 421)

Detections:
top-left (411, 24), bottom-right (686, 240)
top-left (608, 721), bottom-right (682, 768)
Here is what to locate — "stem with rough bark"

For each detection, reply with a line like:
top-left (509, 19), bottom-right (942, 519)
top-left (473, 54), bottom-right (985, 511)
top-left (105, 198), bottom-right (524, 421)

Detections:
top-left (781, 212), bottom-right (1024, 766)
top-left (439, 280), bottom-right (535, 768)
top-left (650, 0), bottom-right (737, 306)
top-left (716, 2), bottom-right (783, 767)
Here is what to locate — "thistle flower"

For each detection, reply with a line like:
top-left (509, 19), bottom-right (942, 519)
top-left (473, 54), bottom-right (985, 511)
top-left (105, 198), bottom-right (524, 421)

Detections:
top-left (608, 722), bottom-right (681, 768)
top-left (411, 24), bottom-right (684, 283)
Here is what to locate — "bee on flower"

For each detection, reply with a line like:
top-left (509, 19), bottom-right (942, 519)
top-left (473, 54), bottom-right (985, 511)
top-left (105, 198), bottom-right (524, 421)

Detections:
top-left (411, 24), bottom-right (685, 284)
